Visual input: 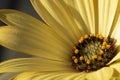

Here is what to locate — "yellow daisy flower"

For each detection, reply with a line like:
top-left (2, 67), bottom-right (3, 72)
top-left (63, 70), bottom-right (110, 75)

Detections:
top-left (0, 0), bottom-right (120, 80)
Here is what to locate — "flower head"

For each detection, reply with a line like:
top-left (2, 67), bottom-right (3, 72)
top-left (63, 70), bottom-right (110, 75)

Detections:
top-left (0, 0), bottom-right (120, 80)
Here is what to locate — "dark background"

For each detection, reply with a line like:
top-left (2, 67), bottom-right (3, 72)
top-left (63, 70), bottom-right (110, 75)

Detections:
top-left (0, 0), bottom-right (41, 61)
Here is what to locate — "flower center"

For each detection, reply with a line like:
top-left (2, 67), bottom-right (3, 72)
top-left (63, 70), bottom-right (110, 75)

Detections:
top-left (72, 34), bottom-right (115, 72)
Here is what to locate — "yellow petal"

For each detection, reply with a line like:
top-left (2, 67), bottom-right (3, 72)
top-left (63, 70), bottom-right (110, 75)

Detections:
top-left (53, 72), bottom-right (86, 80)
top-left (111, 15), bottom-right (120, 39)
top-left (86, 67), bottom-right (114, 80)
top-left (98, 0), bottom-right (118, 37)
top-left (0, 73), bottom-right (17, 80)
top-left (0, 10), bottom-right (74, 61)
top-left (0, 9), bottom-right (73, 46)
top-left (93, 0), bottom-right (98, 34)
top-left (13, 72), bottom-right (86, 80)
top-left (30, 0), bottom-right (82, 42)
top-left (60, 0), bottom-right (85, 35)
top-left (115, 76), bottom-right (120, 80)
top-left (0, 26), bottom-right (71, 61)
top-left (109, 1), bottom-right (120, 36)
top-left (111, 14), bottom-right (120, 46)
top-left (64, 0), bottom-right (95, 34)
top-left (12, 72), bottom-right (44, 80)
top-left (75, 0), bottom-right (95, 34)
top-left (0, 58), bottom-right (73, 73)
top-left (107, 52), bottom-right (120, 65)
top-left (110, 62), bottom-right (120, 73)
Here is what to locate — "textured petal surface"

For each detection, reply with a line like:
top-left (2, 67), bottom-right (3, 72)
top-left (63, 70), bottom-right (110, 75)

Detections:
top-left (0, 58), bottom-right (73, 73)
top-left (0, 9), bottom-right (72, 46)
top-left (110, 62), bottom-right (120, 73)
top-left (111, 14), bottom-right (120, 39)
top-left (12, 72), bottom-right (44, 80)
top-left (30, 0), bottom-right (82, 43)
top-left (98, 0), bottom-right (118, 37)
top-left (13, 72), bottom-right (86, 80)
top-left (109, 0), bottom-right (120, 36)
top-left (0, 9), bottom-right (73, 61)
top-left (111, 14), bottom-right (120, 46)
top-left (0, 73), bottom-right (17, 80)
top-left (67, 0), bottom-right (96, 34)
top-left (86, 67), bottom-right (114, 80)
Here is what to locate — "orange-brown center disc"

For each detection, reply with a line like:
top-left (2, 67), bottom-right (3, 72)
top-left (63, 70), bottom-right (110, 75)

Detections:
top-left (72, 34), bottom-right (116, 72)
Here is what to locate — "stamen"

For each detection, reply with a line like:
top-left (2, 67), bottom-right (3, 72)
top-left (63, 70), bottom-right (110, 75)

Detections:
top-left (106, 44), bottom-right (111, 49)
top-left (84, 34), bottom-right (89, 39)
top-left (79, 37), bottom-right (84, 43)
top-left (101, 45), bottom-right (105, 49)
top-left (86, 60), bottom-right (91, 64)
top-left (99, 50), bottom-right (104, 55)
top-left (72, 34), bottom-right (116, 72)
top-left (104, 38), bottom-right (108, 42)
top-left (90, 33), bottom-right (94, 37)
top-left (92, 55), bottom-right (97, 59)
top-left (98, 35), bottom-right (103, 39)
top-left (102, 42), bottom-right (107, 46)
top-left (97, 56), bottom-right (102, 61)
top-left (74, 58), bottom-right (78, 64)
top-left (74, 49), bottom-right (79, 54)
top-left (96, 34), bottom-right (100, 38)
top-left (79, 56), bottom-right (84, 61)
